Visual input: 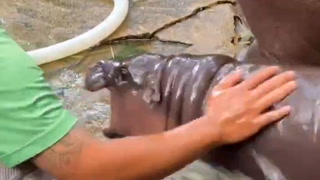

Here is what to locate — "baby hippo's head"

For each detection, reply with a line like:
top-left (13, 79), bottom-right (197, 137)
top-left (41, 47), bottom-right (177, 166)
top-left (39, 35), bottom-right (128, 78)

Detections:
top-left (85, 60), bottom-right (128, 92)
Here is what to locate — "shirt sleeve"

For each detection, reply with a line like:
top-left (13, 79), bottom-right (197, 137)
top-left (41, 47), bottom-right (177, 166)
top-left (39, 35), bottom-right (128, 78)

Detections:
top-left (0, 28), bottom-right (77, 168)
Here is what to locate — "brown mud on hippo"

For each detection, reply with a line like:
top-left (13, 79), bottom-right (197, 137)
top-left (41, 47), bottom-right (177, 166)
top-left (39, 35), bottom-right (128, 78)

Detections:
top-left (84, 0), bottom-right (320, 180)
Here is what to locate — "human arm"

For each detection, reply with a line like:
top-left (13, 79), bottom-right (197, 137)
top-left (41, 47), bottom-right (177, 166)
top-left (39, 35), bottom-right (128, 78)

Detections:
top-left (32, 66), bottom-right (297, 180)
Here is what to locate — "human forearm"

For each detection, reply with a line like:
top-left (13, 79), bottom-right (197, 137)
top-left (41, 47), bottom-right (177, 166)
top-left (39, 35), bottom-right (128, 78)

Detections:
top-left (34, 118), bottom-right (217, 180)
top-left (81, 118), bottom-right (215, 180)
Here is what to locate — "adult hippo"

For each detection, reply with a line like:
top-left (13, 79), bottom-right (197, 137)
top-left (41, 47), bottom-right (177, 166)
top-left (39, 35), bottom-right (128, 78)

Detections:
top-left (84, 0), bottom-right (320, 180)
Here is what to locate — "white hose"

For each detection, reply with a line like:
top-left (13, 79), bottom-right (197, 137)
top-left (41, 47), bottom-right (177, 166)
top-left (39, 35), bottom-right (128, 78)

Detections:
top-left (27, 0), bottom-right (129, 65)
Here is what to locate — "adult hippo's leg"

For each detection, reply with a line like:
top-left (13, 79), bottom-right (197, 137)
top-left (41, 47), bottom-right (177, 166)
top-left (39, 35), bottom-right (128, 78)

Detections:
top-left (237, 0), bottom-right (320, 66)
top-left (232, 6), bottom-right (320, 178)
top-left (226, 1), bottom-right (320, 177)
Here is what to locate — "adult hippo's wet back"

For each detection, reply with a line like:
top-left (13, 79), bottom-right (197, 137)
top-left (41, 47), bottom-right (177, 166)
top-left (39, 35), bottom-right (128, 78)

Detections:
top-left (84, 53), bottom-right (320, 180)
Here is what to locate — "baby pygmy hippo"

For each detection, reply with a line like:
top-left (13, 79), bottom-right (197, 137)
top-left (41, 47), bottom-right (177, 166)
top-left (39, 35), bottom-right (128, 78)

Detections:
top-left (85, 53), bottom-right (320, 180)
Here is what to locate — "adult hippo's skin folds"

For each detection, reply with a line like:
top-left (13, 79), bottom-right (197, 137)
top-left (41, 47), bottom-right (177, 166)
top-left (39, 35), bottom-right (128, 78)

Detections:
top-left (85, 53), bottom-right (320, 180)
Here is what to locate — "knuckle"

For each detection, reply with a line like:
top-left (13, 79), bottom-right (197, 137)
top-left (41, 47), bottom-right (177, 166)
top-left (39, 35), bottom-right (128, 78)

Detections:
top-left (248, 91), bottom-right (257, 98)
top-left (250, 102), bottom-right (261, 111)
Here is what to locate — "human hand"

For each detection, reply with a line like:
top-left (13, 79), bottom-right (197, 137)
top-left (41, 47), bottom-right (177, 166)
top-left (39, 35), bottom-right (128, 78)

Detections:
top-left (203, 66), bottom-right (297, 145)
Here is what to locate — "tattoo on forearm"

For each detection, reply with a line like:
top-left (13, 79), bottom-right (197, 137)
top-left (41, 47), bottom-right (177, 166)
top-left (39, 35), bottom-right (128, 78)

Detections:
top-left (34, 127), bottom-right (92, 170)
top-left (47, 133), bottom-right (83, 169)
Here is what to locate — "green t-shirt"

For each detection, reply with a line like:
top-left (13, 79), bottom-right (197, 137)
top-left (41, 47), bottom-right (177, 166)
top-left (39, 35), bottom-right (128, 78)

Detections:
top-left (0, 28), bottom-right (77, 168)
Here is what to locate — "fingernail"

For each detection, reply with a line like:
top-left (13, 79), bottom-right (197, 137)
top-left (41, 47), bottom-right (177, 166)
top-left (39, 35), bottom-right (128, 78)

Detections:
top-left (286, 71), bottom-right (297, 77)
top-left (212, 91), bottom-right (222, 97)
top-left (233, 69), bottom-right (243, 74)
top-left (281, 105), bottom-right (291, 112)
top-left (269, 66), bottom-right (281, 71)
top-left (289, 81), bottom-right (298, 88)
